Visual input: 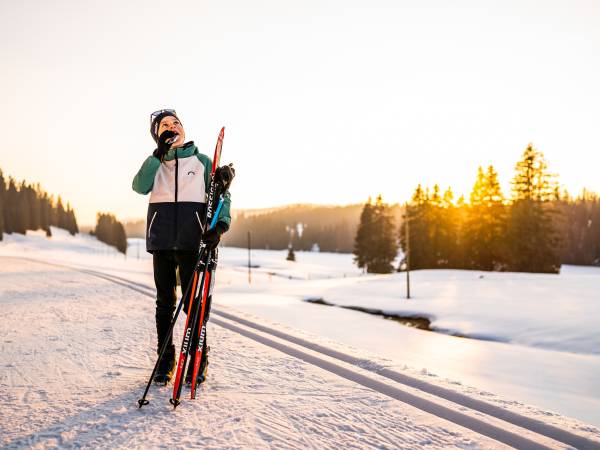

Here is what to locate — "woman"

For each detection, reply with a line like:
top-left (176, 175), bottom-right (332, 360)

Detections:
top-left (132, 109), bottom-right (231, 384)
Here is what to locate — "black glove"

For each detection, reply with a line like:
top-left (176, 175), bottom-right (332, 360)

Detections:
top-left (203, 221), bottom-right (227, 249)
top-left (215, 164), bottom-right (235, 190)
top-left (153, 130), bottom-right (177, 162)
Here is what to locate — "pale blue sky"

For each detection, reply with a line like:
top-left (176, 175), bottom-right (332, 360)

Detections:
top-left (1, 0), bottom-right (599, 225)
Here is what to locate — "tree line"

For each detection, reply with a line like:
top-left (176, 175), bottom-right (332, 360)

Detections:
top-left (91, 213), bottom-right (128, 255)
top-left (222, 204), bottom-right (403, 253)
top-left (221, 143), bottom-right (598, 275)
top-left (354, 143), bottom-right (600, 274)
top-left (0, 169), bottom-right (78, 239)
top-left (560, 190), bottom-right (600, 266)
top-left (0, 168), bottom-right (128, 255)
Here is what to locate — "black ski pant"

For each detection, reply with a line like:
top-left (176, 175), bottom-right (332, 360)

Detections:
top-left (152, 250), bottom-right (208, 368)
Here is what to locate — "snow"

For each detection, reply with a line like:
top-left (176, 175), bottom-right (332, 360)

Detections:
top-left (212, 246), bottom-right (600, 356)
top-left (1, 228), bottom-right (600, 448)
top-left (212, 247), bottom-right (600, 428)
top-left (0, 255), bottom-right (497, 449)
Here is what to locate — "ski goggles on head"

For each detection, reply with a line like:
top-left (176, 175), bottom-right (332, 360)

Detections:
top-left (150, 109), bottom-right (178, 131)
top-left (150, 109), bottom-right (177, 123)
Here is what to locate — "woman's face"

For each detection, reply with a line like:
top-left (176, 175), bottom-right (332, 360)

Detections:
top-left (158, 115), bottom-right (186, 148)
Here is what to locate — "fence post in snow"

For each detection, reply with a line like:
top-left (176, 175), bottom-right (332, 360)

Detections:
top-left (248, 231), bottom-right (252, 285)
top-left (405, 202), bottom-right (411, 299)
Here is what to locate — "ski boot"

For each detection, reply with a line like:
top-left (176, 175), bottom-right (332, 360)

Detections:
top-left (153, 355), bottom-right (176, 385)
top-left (186, 346), bottom-right (210, 386)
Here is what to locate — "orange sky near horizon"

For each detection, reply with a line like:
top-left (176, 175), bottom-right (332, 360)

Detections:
top-left (1, 0), bottom-right (599, 225)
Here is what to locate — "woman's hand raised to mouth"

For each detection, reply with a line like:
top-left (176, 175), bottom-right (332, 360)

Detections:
top-left (153, 130), bottom-right (177, 162)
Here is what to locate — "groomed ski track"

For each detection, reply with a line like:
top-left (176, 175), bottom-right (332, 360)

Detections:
top-left (5, 256), bottom-right (599, 450)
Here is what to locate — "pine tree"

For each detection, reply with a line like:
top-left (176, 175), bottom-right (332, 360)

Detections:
top-left (429, 184), bottom-right (441, 206)
top-left (54, 196), bottom-right (69, 231)
top-left (560, 192), bottom-right (600, 266)
top-left (354, 196), bottom-right (398, 273)
top-left (484, 166), bottom-right (504, 205)
top-left (7, 178), bottom-right (23, 234)
top-left (442, 187), bottom-right (454, 208)
top-left (427, 185), bottom-right (443, 266)
top-left (354, 198), bottom-right (374, 271)
top-left (369, 195), bottom-right (399, 273)
top-left (592, 198), bottom-right (600, 265)
top-left (51, 196), bottom-right (59, 227)
top-left (94, 212), bottom-right (127, 254)
top-left (400, 185), bottom-right (432, 269)
top-left (39, 192), bottom-right (52, 235)
top-left (439, 187), bottom-right (459, 267)
top-left (508, 144), bottom-right (561, 273)
top-left (412, 184), bottom-right (427, 205)
top-left (18, 181), bottom-right (31, 233)
top-left (28, 184), bottom-right (41, 231)
top-left (407, 184), bottom-right (457, 268)
top-left (483, 166), bottom-right (507, 269)
top-left (454, 194), bottom-right (468, 268)
top-left (95, 213), bottom-right (114, 244)
top-left (512, 143), bottom-right (558, 202)
top-left (113, 220), bottom-right (127, 254)
top-left (469, 167), bottom-right (486, 205)
top-left (465, 167), bottom-right (488, 269)
top-left (66, 203), bottom-right (79, 235)
top-left (59, 199), bottom-right (70, 230)
top-left (464, 165), bottom-right (507, 270)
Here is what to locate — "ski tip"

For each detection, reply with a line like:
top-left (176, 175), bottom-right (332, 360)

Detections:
top-left (219, 127), bottom-right (225, 138)
top-left (137, 398), bottom-right (149, 408)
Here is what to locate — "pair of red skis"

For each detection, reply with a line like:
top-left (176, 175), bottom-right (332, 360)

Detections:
top-left (170, 127), bottom-right (225, 407)
top-left (170, 247), bottom-right (215, 406)
top-left (138, 127), bottom-right (228, 409)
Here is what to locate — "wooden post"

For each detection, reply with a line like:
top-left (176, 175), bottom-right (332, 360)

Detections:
top-left (247, 231), bottom-right (252, 285)
top-left (405, 202), bottom-right (411, 299)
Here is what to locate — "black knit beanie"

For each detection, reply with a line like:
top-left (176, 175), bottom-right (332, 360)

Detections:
top-left (150, 110), bottom-right (182, 143)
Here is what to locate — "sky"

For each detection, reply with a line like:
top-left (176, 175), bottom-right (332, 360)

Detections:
top-left (1, 0), bottom-right (599, 225)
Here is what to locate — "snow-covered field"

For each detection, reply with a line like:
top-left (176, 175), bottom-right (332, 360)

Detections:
top-left (1, 229), bottom-right (600, 449)
top-left (214, 248), bottom-right (600, 428)
top-left (210, 246), bottom-right (600, 354)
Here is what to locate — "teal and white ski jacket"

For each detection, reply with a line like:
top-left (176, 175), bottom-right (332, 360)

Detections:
top-left (132, 141), bottom-right (231, 253)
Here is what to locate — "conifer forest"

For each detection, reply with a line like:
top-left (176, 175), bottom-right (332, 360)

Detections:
top-left (224, 144), bottom-right (600, 274)
top-left (0, 169), bottom-right (78, 238)
top-left (0, 169), bottom-right (127, 254)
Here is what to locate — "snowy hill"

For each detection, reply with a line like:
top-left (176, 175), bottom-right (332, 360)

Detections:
top-left (1, 229), bottom-right (600, 449)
